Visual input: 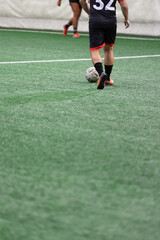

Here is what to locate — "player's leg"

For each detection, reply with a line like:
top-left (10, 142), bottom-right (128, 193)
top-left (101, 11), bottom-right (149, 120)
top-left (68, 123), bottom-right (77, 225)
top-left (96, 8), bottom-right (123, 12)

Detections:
top-left (104, 44), bottom-right (114, 66)
top-left (103, 45), bottom-right (114, 85)
top-left (90, 49), bottom-right (102, 65)
top-left (92, 45), bottom-right (114, 76)
top-left (90, 50), bottom-right (108, 89)
top-left (89, 22), bottom-right (108, 89)
top-left (70, 2), bottom-right (82, 37)
top-left (89, 24), bottom-right (104, 77)
top-left (63, 18), bottom-right (73, 36)
top-left (103, 24), bottom-right (116, 85)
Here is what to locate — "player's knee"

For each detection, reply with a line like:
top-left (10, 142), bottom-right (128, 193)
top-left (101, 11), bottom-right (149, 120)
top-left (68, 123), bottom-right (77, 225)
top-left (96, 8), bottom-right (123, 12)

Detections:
top-left (104, 45), bottom-right (113, 53)
top-left (73, 10), bottom-right (81, 18)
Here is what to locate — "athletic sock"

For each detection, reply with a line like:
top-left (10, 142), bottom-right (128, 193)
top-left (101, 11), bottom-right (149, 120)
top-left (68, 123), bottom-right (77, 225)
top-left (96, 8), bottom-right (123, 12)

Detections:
top-left (65, 22), bottom-right (72, 29)
top-left (94, 62), bottom-right (103, 76)
top-left (74, 28), bottom-right (78, 34)
top-left (105, 65), bottom-right (113, 80)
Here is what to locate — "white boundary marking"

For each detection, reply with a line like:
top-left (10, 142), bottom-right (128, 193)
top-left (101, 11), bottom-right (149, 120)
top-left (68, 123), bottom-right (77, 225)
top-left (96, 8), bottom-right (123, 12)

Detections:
top-left (0, 55), bottom-right (160, 65)
top-left (0, 28), bottom-right (160, 41)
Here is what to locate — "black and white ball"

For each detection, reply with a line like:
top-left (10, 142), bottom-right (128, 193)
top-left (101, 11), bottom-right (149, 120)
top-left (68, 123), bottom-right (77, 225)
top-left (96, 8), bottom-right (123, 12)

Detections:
top-left (85, 67), bottom-right (99, 83)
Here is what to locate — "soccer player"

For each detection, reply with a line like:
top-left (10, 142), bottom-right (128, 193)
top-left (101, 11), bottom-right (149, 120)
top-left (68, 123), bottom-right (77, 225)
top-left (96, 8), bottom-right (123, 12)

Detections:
top-left (57, 0), bottom-right (82, 38)
top-left (80, 0), bottom-right (130, 89)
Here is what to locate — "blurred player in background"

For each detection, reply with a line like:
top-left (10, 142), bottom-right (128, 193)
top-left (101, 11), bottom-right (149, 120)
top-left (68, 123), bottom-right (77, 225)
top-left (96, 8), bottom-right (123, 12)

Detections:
top-left (80, 0), bottom-right (130, 89)
top-left (57, 0), bottom-right (82, 38)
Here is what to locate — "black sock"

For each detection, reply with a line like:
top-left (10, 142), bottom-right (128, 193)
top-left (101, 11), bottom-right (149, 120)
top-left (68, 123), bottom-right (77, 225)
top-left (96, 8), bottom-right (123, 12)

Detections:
top-left (105, 65), bottom-right (113, 80)
top-left (94, 62), bottom-right (103, 76)
top-left (65, 22), bottom-right (72, 29)
top-left (74, 28), bottom-right (78, 34)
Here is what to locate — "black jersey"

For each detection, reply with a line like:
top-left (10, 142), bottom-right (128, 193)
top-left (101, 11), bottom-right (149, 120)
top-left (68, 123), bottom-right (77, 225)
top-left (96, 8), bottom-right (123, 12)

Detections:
top-left (90, 0), bottom-right (119, 22)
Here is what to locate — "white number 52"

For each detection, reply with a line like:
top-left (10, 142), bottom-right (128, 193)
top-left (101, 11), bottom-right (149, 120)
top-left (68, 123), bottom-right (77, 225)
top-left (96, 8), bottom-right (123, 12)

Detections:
top-left (93, 0), bottom-right (115, 11)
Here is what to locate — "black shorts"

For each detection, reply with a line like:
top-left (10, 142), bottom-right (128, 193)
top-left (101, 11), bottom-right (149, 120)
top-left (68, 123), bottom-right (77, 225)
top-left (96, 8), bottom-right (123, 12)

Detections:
top-left (69, 0), bottom-right (82, 9)
top-left (89, 20), bottom-right (117, 50)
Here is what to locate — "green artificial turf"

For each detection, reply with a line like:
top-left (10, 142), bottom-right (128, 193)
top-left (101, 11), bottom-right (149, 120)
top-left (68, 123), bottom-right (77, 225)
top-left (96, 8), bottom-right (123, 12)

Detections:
top-left (0, 29), bottom-right (160, 240)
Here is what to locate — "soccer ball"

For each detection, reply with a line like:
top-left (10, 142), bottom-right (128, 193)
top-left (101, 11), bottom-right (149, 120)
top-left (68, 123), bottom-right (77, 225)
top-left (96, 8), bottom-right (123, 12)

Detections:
top-left (85, 67), bottom-right (99, 83)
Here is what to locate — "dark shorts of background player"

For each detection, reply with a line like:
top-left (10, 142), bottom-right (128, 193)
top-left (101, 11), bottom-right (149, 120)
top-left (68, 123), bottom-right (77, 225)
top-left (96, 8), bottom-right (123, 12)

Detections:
top-left (89, 21), bottom-right (117, 50)
top-left (69, 0), bottom-right (82, 9)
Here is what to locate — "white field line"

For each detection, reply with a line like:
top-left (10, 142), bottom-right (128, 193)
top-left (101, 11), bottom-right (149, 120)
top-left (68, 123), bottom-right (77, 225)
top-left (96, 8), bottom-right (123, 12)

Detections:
top-left (117, 36), bottom-right (160, 41)
top-left (0, 55), bottom-right (160, 65)
top-left (0, 28), bottom-right (160, 41)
